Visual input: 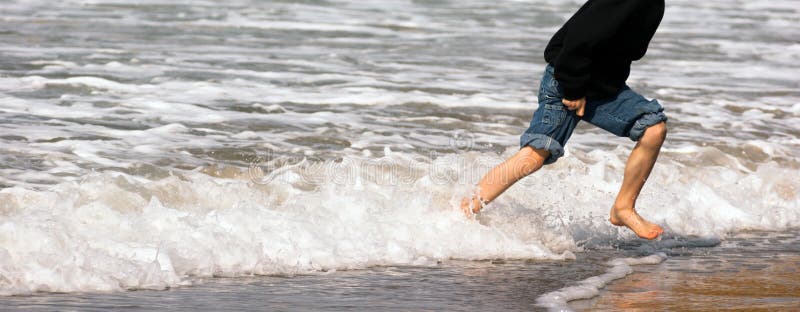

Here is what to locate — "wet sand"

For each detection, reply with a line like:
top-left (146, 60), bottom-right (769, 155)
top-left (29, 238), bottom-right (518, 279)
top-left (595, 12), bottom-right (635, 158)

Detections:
top-left (573, 232), bottom-right (800, 311)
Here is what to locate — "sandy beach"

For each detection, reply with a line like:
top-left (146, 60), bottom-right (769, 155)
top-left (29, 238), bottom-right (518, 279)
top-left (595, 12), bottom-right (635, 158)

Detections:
top-left (574, 232), bottom-right (800, 311)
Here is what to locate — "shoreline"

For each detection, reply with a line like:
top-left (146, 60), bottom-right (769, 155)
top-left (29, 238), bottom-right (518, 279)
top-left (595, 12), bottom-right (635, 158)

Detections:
top-left (0, 231), bottom-right (797, 311)
top-left (572, 231), bottom-right (800, 311)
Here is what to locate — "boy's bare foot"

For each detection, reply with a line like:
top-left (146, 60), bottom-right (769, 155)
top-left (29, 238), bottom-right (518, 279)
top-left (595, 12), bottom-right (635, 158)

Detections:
top-left (609, 207), bottom-right (663, 240)
top-left (460, 197), bottom-right (481, 219)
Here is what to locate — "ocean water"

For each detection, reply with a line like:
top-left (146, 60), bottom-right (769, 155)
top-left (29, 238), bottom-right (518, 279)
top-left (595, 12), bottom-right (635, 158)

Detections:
top-left (1, 0), bottom-right (798, 310)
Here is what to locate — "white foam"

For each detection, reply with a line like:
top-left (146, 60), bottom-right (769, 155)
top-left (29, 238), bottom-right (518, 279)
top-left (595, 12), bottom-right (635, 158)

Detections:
top-left (0, 154), bottom-right (576, 295)
top-left (0, 148), bottom-right (798, 295)
top-left (536, 253), bottom-right (668, 311)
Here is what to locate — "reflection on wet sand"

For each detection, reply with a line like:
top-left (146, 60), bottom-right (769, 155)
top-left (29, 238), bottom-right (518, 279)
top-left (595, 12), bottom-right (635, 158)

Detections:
top-left (578, 253), bottom-right (800, 311)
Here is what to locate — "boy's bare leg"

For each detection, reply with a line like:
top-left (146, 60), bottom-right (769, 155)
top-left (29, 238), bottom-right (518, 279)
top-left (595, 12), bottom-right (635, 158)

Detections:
top-left (609, 122), bottom-right (667, 239)
top-left (461, 146), bottom-right (549, 216)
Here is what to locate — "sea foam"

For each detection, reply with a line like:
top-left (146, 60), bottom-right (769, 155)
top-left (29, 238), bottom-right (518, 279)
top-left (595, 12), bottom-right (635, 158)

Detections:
top-left (1, 148), bottom-right (798, 295)
top-left (536, 253), bottom-right (668, 312)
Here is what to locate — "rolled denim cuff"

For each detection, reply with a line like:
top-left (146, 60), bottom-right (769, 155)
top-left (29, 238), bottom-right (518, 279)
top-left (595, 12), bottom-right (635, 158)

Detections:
top-left (629, 103), bottom-right (668, 141)
top-left (519, 132), bottom-right (564, 165)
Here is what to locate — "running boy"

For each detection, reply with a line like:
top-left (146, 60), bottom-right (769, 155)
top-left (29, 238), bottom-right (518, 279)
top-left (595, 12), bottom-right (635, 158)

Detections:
top-left (462, 0), bottom-right (667, 239)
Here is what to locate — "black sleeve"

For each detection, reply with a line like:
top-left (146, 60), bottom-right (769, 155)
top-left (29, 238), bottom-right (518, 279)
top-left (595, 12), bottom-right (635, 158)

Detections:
top-left (554, 0), bottom-right (642, 100)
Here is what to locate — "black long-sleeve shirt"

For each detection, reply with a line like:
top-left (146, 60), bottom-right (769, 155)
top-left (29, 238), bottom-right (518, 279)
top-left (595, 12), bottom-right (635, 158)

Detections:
top-left (544, 0), bottom-right (664, 100)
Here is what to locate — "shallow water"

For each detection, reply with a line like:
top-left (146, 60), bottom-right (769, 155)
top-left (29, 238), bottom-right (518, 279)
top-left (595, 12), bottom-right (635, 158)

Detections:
top-left (2, 231), bottom-right (795, 311)
top-left (0, 255), bottom-right (612, 311)
top-left (1, 0), bottom-right (799, 307)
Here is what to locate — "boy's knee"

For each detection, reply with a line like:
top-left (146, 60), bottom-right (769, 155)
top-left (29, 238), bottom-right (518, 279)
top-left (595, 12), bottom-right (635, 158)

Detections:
top-left (516, 147), bottom-right (549, 175)
top-left (642, 122), bottom-right (667, 145)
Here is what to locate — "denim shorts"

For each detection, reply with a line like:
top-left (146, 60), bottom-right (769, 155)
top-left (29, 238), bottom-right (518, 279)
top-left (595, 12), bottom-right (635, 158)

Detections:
top-left (520, 64), bottom-right (667, 165)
